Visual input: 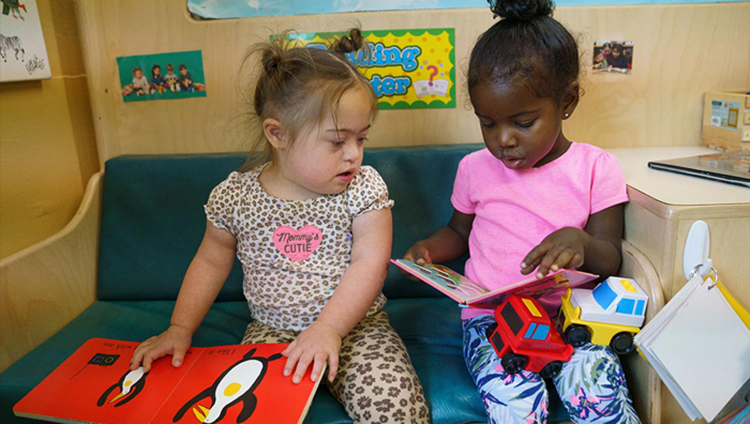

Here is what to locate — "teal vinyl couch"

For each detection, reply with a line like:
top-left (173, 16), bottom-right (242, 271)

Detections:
top-left (0, 145), bottom-right (661, 423)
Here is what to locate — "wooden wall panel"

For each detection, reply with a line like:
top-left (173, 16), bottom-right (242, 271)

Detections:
top-left (0, 172), bottom-right (102, 373)
top-left (76, 1), bottom-right (750, 162)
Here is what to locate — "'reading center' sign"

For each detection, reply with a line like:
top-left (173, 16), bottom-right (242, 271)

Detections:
top-left (286, 28), bottom-right (456, 110)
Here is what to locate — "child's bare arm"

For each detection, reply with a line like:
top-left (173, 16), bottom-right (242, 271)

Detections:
top-left (282, 207), bottom-right (392, 384)
top-left (403, 209), bottom-right (474, 264)
top-left (521, 203), bottom-right (624, 279)
top-left (131, 221), bottom-right (237, 371)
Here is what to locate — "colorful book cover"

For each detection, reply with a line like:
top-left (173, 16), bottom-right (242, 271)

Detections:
top-left (391, 259), bottom-right (598, 309)
top-left (14, 338), bottom-right (322, 424)
top-left (716, 400), bottom-right (750, 424)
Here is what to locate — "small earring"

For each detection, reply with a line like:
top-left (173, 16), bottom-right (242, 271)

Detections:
top-left (564, 113), bottom-right (570, 118)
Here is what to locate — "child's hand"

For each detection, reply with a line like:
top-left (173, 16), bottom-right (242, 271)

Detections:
top-left (403, 242), bottom-right (433, 265)
top-left (400, 242), bottom-right (434, 281)
top-left (520, 227), bottom-right (586, 279)
top-left (130, 324), bottom-right (193, 372)
top-left (282, 320), bottom-right (342, 384)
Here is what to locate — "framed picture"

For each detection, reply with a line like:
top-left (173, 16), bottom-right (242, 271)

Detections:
top-left (593, 41), bottom-right (634, 74)
top-left (0, 0), bottom-right (52, 82)
top-left (116, 50), bottom-right (207, 103)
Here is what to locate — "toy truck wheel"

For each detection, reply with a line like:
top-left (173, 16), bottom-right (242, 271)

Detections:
top-left (501, 352), bottom-right (527, 375)
top-left (540, 361), bottom-right (563, 379)
top-left (564, 324), bottom-right (590, 347)
top-left (610, 332), bottom-right (635, 355)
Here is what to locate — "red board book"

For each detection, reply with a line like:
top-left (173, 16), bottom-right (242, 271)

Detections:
top-left (14, 338), bottom-right (322, 424)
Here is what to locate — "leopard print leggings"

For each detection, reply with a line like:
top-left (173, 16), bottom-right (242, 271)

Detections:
top-left (241, 311), bottom-right (430, 424)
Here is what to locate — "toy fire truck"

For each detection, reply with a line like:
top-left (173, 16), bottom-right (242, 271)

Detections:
top-left (486, 294), bottom-right (573, 378)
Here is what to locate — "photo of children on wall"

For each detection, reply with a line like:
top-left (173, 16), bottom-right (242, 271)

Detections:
top-left (117, 50), bottom-right (206, 102)
top-left (593, 41), bottom-right (633, 74)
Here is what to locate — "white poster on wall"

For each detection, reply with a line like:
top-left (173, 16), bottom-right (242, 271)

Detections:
top-left (0, 0), bottom-right (51, 82)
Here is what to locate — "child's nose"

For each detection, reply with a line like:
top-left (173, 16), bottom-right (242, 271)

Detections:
top-left (497, 128), bottom-right (518, 148)
top-left (343, 140), bottom-right (361, 162)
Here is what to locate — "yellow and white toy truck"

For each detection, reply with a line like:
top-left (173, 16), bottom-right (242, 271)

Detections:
top-left (559, 276), bottom-right (648, 355)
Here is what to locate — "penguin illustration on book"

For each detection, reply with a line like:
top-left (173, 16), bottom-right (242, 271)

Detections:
top-left (173, 348), bottom-right (283, 423)
top-left (97, 366), bottom-right (149, 407)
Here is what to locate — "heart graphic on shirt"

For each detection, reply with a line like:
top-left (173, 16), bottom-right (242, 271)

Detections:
top-left (273, 225), bottom-right (323, 262)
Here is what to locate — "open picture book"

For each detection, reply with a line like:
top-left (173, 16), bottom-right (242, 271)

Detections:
top-left (391, 259), bottom-right (598, 309)
top-left (14, 338), bottom-right (322, 424)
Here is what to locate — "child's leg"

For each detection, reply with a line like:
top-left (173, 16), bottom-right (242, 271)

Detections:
top-left (463, 315), bottom-right (549, 424)
top-left (553, 343), bottom-right (641, 424)
top-left (328, 310), bottom-right (429, 424)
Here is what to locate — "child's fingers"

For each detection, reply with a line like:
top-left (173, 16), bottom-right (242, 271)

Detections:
top-left (415, 250), bottom-right (432, 265)
top-left (519, 256), bottom-right (542, 275)
top-left (172, 345), bottom-right (187, 368)
top-left (327, 352), bottom-right (339, 382)
top-left (142, 350), bottom-right (162, 373)
top-left (521, 244), bottom-right (548, 269)
top-left (281, 340), bottom-right (297, 357)
top-left (310, 352), bottom-right (328, 382)
top-left (283, 346), bottom-right (302, 377)
top-left (402, 249), bottom-right (418, 263)
top-left (535, 246), bottom-right (566, 279)
top-left (130, 344), bottom-right (153, 371)
top-left (130, 348), bottom-right (144, 370)
top-left (402, 245), bottom-right (431, 264)
top-left (550, 249), bottom-right (584, 272)
top-left (292, 352), bottom-right (314, 384)
top-left (520, 244), bottom-right (548, 274)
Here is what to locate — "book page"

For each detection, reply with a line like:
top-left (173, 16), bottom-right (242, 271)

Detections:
top-left (391, 259), bottom-right (489, 303)
top-left (13, 339), bottom-right (199, 424)
top-left (650, 284), bottom-right (750, 422)
top-left (154, 344), bottom-right (321, 424)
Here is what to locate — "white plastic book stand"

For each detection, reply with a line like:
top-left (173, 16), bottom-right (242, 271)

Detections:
top-left (683, 220), bottom-right (712, 280)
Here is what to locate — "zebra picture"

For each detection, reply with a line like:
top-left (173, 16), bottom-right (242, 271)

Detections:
top-left (0, 33), bottom-right (25, 62)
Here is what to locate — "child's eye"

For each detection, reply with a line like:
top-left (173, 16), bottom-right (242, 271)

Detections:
top-left (357, 136), bottom-right (368, 143)
top-left (480, 122), bottom-right (495, 129)
top-left (516, 120), bottom-right (536, 129)
top-left (331, 140), bottom-right (345, 146)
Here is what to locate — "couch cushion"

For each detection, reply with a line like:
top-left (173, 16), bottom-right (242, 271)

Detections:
top-left (98, 154), bottom-right (248, 301)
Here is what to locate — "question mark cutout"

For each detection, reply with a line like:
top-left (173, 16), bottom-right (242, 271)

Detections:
top-left (427, 65), bottom-right (438, 86)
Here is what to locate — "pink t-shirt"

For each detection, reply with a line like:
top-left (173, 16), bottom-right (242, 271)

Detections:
top-left (451, 142), bottom-right (629, 319)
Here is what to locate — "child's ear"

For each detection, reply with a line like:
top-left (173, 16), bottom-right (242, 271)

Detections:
top-left (262, 118), bottom-right (285, 149)
top-left (561, 82), bottom-right (580, 120)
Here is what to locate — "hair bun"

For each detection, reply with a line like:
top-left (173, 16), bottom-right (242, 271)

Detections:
top-left (488, 0), bottom-right (554, 21)
top-left (262, 45), bottom-right (287, 76)
top-left (330, 28), bottom-right (366, 55)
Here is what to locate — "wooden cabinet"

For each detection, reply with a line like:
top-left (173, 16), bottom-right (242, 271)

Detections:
top-left (609, 146), bottom-right (750, 424)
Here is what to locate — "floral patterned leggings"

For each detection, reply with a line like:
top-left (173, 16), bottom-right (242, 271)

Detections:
top-left (463, 315), bottom-right (641, 424)
top-left (242, 311), bottom-right (430, 424)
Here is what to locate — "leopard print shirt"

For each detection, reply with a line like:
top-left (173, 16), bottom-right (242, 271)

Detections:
top-left (205, 164), bottom-right (392, 332)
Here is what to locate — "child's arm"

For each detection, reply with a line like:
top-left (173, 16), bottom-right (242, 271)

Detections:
top-left (520, 203), bottom-right (623, 279)
top-left (130, 221), bottom-right (237, 372)
top-left (403, 209), bottom-right (474, 265)
top-left (281, 208), bottom-right (392, 384)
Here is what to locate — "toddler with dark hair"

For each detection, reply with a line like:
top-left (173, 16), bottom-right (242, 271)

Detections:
top-left (403, 0), bottom-right (640, 422)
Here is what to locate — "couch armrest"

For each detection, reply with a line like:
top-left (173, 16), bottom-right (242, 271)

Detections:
top-left (0, 172), bottom-right (103, 373)
top-left (619, 238), bottom-right (665, 424)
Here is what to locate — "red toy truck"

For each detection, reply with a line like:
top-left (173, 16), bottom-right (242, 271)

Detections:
top-left (486, 294), bottom-right (573, 378)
